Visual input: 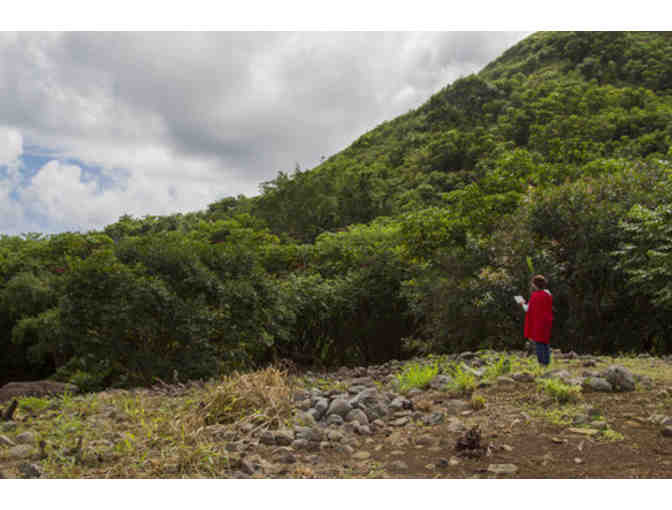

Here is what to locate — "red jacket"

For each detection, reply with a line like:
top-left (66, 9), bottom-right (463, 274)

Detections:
top-left (524, 290), bottom-right (553, 344)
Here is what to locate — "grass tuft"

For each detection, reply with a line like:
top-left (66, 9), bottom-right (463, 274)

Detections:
top-left (200, 367), bottom-right (294, 430)
top-left (537, 378), bottom-right (582, 404)
top-left (395, 362), bottom-right (439, 392)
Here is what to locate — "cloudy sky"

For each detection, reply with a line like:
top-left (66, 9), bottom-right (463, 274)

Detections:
top-left (0, 30), bottom-right (532, 235)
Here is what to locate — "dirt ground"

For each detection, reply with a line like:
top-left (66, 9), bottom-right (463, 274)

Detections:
top-left (2, 354), bottom-right (672, 479)
top-left (310, 385), bottom-right (672, 479)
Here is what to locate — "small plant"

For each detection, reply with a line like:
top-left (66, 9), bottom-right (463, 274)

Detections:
top-left (484, 355), bottom-right (513, 380)
top-left (450, 364), bottom-right (476, 395)
top-left (537, 378), bottom-right (582, 404)
top-left (18, 396), bottom-right (51, 413)
top-left (600, 428), bottom-right (625, 441)
top-left (471, 394), bottom-right (486, 410)
top-left (524, 403), bottom-right (583, 426)
top-left (395, 362), bottom-right (439, 392)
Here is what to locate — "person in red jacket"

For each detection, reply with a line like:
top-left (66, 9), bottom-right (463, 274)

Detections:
top-left (519, 274), bottom-right (553, 366)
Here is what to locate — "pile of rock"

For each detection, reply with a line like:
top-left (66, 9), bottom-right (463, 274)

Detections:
top-left (293, 378), bottom-right (412, 435)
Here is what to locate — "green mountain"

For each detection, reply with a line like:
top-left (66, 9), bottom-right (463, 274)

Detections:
top-left (215, 31), bottom-right (672, 241)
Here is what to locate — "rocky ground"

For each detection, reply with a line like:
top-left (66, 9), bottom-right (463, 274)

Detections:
top-left (2, 349), bottom-right (672, 478)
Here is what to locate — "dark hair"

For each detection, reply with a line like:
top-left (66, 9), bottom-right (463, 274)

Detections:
top-left (532, 274), bottom-right (547, 290)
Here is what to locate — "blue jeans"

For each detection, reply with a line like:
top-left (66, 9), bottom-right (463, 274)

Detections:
top-left (534, 341), bottom-right (551, 366)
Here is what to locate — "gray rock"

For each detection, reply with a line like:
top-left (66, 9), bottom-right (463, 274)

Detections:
top-left (334, 444), bottom-right (354, 455)
top-left (429, 374), bottom-right (454, 390)
top-left (539, 369), bottom-right (571, 380)
top-left (0, 380), bottom-right (78, 402)
top-left (350, 387), bottom-right (382, 406)
top-left (458, 352), bottom-right (478, 361)
top-left (325, 414), bottom-right (344, 426)
top-left (637, 375), bottom-right (654, 389)
top-left (355, 424), bottom-right (372, 435)
top-left (590, 420), bottom-right (608, 430)
top-left (423, 412), bottom-right (445, 426)
top-left (352, 451), bottom-right (370, 460)
top-left (582, 377), bottom-right (613, 392)
top-left (295, 399), bottom-right (312, 411)
top-left (272, 447), bottom-right (296, 464)
top-left (487, 463), bottom-right (518, 474)
top-left (259, 431), bottom-right (276, 445)
top-left (351, 377), bottom-right (374, 386)
top-left (445, 399), bottom-right (471, 415)
top-left (327, 430), bottom-right (345, 442)
top-left (274, 430), bottom-right (294, 446)
top-left (511, 372), bottom-right (535, 383)
top-left (291, 439), bottom-right (311, 450)
top-left (293, 389), bottom-right (311, 402)
top-left (293, 411), bottom-right (316, 427)
top-left (295, 426), bottom-right (323, 442)
top-left (240, 459), bottom-right (257, 475)
top-left (389, 397), bottom-right (411, 411)
top-left (6, 444), bottom-right (34, 460)
top-left (313, 397), bottom-right (329, 416)
top-left (390, 416), bottom-right (410, 427)
top-left (343, 422), bottom-right (357, 435)
top-left (348, 385), bottom-right (368, 395)
top-left (496, 376), bottom-right (516, 385)
top-left (326, 398), bottom-right (352, 418)
top-left (407, 388), bottom-right (424, 398)
top-left (345, 408), bottom-right (369, 426)
top-left (389, 460), bottom-right (408, 471)
top-left (415, 434), bottom-right (435, 446)
top-left (362, 402), bottom-right (389, 421)
top-left (446, 418), bottom-right (467, 433)
top-left (306, 408), bottom-right (322, 422)
top-left (19, 462), bottom-right (41, 479)
top-left (0, 434), bottom-right (15, 447)
top-left (605, 365), bottom-right (636, 392)
top-left (466, 367), bottom-right (486, 378)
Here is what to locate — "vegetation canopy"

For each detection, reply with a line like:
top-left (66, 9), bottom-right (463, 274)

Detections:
top-left (2, 31), bottom-right (672, 389)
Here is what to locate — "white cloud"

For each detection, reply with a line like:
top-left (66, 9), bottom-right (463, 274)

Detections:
top-left (0, 31), bottom-right (531, 234)
top-left (15, 155), bottom-right (250, 234)
top-left (0, 126), bottom-right (22, 167)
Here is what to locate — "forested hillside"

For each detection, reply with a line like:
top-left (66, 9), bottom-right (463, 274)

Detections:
top-left (2, 31), bottom-right (672, 390)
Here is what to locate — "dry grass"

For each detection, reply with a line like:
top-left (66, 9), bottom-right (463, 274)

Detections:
top-left (198, 367), bottom-right (295, 431)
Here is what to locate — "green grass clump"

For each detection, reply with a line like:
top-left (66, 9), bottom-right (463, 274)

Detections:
top-left (483, 355), bottom-right (513, 380)
top-left (395, 362), bottom-right (439, 392)
top-left (18, 395), bottom-right (51, 413)
top-left (600, 428), bottom-right (625, 441)
top-left (537, 378), bottom-right (582, 404)
top-left (447, 364), bottom-right (476, 395)
top-left (524, 403), bottom-right (583, 426)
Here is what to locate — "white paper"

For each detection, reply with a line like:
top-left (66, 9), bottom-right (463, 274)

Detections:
top-left (514, 295), bottom-right (525, 304)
